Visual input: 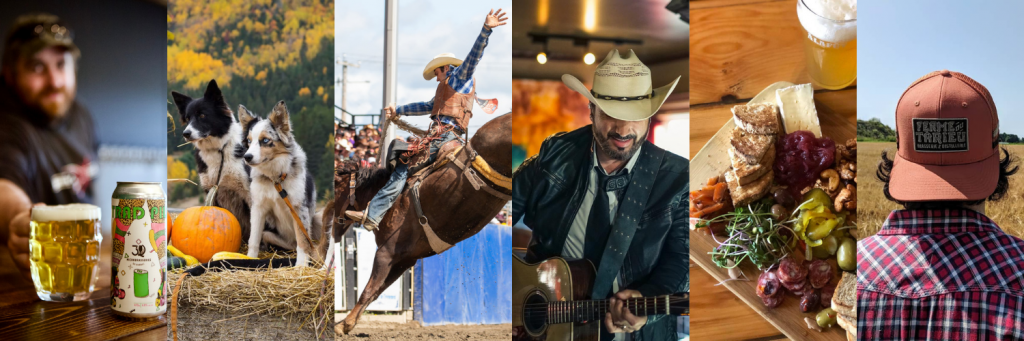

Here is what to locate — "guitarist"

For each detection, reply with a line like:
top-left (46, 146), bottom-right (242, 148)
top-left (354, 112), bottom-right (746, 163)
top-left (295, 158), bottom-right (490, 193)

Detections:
top-left (512, 50), bottom-right (688, 341)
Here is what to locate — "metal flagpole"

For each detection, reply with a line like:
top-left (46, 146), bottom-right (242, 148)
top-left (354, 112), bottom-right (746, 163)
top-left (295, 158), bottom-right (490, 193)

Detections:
top-left (381, 0), bottom-right (412, 312)
top-left (378, 0), bottom-right (398, 163)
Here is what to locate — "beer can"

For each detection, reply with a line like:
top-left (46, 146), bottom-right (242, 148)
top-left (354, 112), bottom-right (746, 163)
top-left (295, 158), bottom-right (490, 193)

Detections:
top-left (110, 182), bottom-right (167, 320)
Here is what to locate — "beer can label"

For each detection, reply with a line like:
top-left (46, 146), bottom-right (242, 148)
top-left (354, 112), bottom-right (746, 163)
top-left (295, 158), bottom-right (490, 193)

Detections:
top-left (111, 197), bottom-right (166, 315)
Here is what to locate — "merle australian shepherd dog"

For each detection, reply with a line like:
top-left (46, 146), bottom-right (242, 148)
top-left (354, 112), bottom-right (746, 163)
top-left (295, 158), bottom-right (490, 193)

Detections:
top-left (238, 101), bottom-right (321, 266)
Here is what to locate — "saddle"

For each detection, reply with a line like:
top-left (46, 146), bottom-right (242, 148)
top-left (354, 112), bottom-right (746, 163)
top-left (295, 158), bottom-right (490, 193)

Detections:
top-left (378, 132), bottom-right (510, 255)
top-left (385, 138), bottom-right (463, 176)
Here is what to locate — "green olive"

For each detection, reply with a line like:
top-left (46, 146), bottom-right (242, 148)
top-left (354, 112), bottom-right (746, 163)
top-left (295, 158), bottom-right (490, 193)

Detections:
top-left (830, 225), bottom-right (848, 239)
top-left (771, 204), bottom-right (787, 221)
top-left (823, 235), bottom-right (839, 255)
top-left (811, 243), bottom-right (831, 259)
top-left (837, 237), bottom-right (857, 271)
top-left (816, 308), bottom-right (837, 328)
top-left (811, 235), bottom-right (839, 259)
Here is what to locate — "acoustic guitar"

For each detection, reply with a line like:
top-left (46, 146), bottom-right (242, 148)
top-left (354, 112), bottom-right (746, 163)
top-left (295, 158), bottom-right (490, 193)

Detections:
top-left (512, 253), bottom-right (689, 341)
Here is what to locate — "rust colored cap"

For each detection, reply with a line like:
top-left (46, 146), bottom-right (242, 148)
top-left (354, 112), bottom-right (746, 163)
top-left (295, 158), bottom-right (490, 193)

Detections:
top-left (890, 71), bottom-right (1000, 202)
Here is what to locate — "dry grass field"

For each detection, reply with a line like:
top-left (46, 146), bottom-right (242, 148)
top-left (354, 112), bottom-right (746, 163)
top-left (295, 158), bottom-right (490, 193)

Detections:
top-left (858, 142), bottom-right (1024, 239)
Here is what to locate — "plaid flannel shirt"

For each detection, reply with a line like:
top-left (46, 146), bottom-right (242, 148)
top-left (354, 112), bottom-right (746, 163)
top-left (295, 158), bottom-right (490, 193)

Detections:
top-left (396, 25), bottom-right (491, 117)
top-left (858, 209), bottom-right (1024, 340)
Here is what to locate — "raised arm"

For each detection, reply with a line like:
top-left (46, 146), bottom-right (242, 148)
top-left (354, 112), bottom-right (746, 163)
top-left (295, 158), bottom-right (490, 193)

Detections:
top-left (449, 9), bottom-right (507, 90)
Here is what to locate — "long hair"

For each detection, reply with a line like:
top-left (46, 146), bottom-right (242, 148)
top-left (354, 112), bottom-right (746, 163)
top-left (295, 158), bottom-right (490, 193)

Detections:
top-left (877, 147), bottom-right (1018, 209)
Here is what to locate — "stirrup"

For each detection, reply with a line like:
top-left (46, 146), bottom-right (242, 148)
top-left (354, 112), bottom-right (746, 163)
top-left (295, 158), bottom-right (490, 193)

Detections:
top-left (349, 208), bottom-right (377, 231)
top-left (344, 210), bottom-right (364, 221)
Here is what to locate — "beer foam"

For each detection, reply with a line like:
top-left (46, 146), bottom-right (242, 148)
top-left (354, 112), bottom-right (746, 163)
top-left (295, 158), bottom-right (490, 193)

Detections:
top-left (797, 0), bottom-right (857, 44)
top-left (32, 204), bottom-right (101, 222)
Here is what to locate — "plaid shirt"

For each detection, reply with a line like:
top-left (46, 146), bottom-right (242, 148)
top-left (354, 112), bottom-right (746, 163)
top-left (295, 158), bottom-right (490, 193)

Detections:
top-left (858, 209), bottom-right (1024, 340)
top-left (396, 25), bottom-right (491, 117)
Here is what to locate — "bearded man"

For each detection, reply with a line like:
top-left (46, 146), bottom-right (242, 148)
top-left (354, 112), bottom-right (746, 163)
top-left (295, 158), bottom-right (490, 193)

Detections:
top-left (0, 14), bottom-right (97, 282)
top-left (513, 50), bottom-right (688, 341)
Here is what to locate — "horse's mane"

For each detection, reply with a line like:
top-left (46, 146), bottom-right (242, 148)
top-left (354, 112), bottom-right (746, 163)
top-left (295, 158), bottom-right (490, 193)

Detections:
top-left (355, 166), bottom-right (391, 191)
top-left (336, 160), bottom-right (360, 175)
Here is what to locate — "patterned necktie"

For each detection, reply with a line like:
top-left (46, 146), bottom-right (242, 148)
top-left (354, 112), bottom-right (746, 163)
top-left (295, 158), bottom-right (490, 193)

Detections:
top-left (583, 168), bottom-right (630, 271)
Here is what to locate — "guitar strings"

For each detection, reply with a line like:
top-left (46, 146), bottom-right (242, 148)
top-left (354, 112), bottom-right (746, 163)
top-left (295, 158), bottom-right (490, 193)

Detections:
top-left (519, 297), bottom-right (689, 322)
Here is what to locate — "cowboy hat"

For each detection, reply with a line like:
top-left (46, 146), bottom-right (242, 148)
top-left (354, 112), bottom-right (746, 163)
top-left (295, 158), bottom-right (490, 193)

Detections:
top-left (562, 49), bottom-right (680, 121)
top-left (423, 53), bottom-right (463, 80)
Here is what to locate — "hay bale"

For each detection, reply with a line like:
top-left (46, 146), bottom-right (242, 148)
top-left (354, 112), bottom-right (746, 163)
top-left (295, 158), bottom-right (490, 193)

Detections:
top-left (169, 265), bottom-right (334, 339)
top-left (238, 244), bottom-right (301, 260)
top-left (171, 308), bottom-right (327, 341)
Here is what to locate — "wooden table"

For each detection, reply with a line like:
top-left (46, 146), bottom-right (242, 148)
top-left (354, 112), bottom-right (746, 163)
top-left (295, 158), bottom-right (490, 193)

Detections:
top-left (0, 246), bottom-right (167, 341)
top-left (688, 0), bottom-right (857, 339)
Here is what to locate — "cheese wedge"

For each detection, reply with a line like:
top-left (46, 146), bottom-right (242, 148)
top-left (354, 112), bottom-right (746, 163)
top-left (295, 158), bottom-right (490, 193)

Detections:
top-left (775, 83), bottom-right (822, 137)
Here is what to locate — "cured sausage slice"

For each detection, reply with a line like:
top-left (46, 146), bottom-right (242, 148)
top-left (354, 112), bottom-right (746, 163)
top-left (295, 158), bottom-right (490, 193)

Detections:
top-left (756, 271), bottom-right (782, 298)
top-left (808, 260), bottom-right (834, 289)
top-left (778, 257), bottom-right (808, 284)
top-left (762, 294), bottom-right (784, 308)
top-left (782, 277), bottom-right (807, 293)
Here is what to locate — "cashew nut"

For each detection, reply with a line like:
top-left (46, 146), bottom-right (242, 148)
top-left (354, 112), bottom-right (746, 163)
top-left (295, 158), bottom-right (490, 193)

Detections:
top-left (835, 184), bottom-right (856, 212)
top-left (821, 169), bottom-right (840, 192)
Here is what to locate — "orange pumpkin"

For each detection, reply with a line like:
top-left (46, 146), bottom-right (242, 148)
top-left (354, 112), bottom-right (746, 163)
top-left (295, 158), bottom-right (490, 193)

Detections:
top-left (171, 206), bottom-right (242, 263)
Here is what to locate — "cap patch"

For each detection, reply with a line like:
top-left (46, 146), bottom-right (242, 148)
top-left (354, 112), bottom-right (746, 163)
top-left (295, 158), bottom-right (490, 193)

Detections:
top-left (912, 118), bottom-right (968, 152)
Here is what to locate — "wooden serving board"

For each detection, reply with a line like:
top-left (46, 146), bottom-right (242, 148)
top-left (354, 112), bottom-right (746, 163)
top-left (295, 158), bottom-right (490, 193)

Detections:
top-left (689, 87), bottom-right (856, 341)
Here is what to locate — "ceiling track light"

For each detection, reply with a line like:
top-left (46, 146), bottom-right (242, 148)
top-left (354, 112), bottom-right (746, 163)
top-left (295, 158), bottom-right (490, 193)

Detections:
top-left (527, 32), bottom-right (642, 65)
top-left (527, 32), bottom-right (643, 46)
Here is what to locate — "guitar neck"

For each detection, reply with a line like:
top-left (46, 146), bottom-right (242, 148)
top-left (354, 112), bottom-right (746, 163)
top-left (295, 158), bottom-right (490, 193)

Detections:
top-left (545, 295), bottom-right (675, 325)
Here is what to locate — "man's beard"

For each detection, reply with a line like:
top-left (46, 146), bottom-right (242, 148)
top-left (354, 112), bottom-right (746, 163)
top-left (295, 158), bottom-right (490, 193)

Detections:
top-left (24, 86), bottom-right (75, 120)
top-left (594, 129), bottom-right (645, 162)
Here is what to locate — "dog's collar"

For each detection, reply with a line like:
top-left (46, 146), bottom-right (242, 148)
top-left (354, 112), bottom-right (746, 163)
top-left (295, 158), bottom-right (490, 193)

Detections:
top-left (274, 173), bottom-right (289, 198)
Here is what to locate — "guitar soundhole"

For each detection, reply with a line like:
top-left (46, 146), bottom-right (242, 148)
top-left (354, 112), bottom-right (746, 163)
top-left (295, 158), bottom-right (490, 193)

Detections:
top-left (523, 291), bottom-right (547, 335)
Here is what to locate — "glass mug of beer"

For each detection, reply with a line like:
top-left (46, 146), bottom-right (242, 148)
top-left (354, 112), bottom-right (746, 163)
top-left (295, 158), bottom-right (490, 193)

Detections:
top-left (797, 0), bottom-right (856, 90)
top-left (29, 204), bottom-right (102, 302)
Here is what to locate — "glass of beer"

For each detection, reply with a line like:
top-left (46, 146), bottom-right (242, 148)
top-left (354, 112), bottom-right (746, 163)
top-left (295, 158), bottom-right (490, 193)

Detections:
top-left (29, 204), bottom-right (102, 302)
top-left (797, 0), bottom-right (857, 90)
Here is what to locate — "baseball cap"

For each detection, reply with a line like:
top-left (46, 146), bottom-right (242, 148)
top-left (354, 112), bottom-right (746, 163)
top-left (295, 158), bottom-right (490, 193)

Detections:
top-left (890, 70), bottom-right (1000, 202)
top-left (2, 13), bottom-right (79, 71)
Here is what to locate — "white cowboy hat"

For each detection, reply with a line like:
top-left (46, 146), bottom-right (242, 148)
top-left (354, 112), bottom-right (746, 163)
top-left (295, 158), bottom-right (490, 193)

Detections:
top-left (562, 49), bottom-right (681, 121)
top-left (423, 53), bottom-right (463, 80)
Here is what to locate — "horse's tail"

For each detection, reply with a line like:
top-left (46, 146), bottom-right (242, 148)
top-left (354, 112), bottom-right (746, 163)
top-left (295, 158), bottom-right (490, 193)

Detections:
top-left (313, 201), bottom-right (331, 263)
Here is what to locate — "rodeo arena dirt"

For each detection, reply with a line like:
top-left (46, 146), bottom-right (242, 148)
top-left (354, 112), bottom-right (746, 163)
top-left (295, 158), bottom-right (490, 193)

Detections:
top-left (336, 320), bottom-right (511, 341)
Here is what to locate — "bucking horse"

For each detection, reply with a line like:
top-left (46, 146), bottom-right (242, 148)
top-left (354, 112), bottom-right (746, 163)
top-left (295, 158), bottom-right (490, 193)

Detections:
top-left (329, 112), bottom-right (512, 334)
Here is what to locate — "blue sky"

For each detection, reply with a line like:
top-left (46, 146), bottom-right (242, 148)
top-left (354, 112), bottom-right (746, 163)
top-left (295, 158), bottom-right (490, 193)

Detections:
top-left (860, 1), bottom-right (1024, 135)
top-left (335, 0), bottom-right (512, 137)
